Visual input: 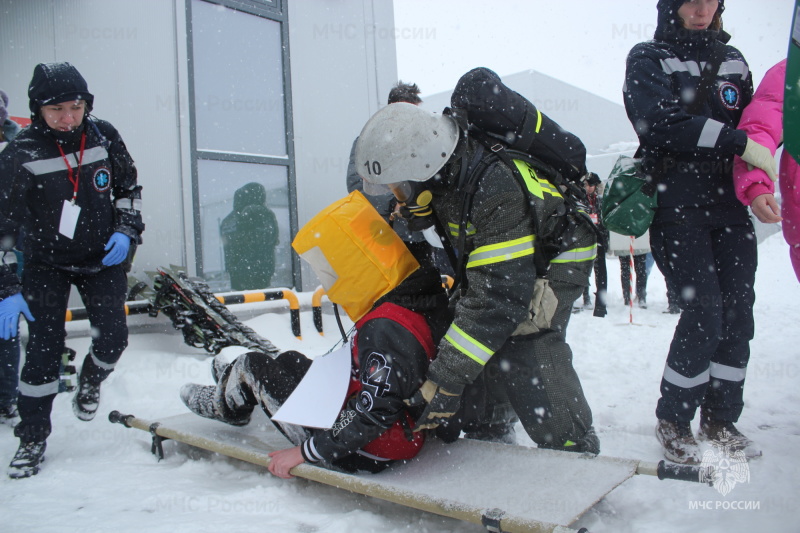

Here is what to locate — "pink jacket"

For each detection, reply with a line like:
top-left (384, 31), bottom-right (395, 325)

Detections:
top-left (734, 59), bottom-right (800, 282)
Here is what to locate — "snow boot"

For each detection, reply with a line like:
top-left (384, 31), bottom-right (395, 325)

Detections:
top-left (539, 426), bottom-right (600, 455)
top-left (664, 303), bottom-right (681, 314)
top-left (464, 422), bottom-right (517, 445)
top-left (211, 354), bottom-right (232, 384)
top-left (655, 419), bottom-right (700, 465)
top-left (698, 418), bottom-right (762, 459)
top-left (0, 403), bottom-right (20, 427)
top-left (180, 384), bottom-right (250, 427)
top-left (7, 440), bottom-right (46, 479)
top-left (72, 372), bottom-right (101, 422)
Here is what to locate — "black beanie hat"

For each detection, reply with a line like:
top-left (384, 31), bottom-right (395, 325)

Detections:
top-left (28, 62), bottom-right (94, 119)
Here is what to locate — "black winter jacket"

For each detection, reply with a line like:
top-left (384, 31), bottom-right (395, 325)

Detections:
top-left (0, 117), bottom-right (143, 297)
top-left (623, 8), bottom-right (752, 213)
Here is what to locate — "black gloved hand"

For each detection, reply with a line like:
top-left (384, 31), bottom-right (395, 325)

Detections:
top-left (412, 379), bottom-right (463, 432)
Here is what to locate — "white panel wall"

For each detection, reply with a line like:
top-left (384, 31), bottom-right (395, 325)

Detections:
top-left (287, 0), bottom-right (398, 290)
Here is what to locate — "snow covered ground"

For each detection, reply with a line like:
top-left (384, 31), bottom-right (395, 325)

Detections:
top-left (1, 234), bottom-right (797, 533)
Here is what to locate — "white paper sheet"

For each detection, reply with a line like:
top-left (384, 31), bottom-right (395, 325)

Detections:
top-left (271, 344), bottom-right (352, 429)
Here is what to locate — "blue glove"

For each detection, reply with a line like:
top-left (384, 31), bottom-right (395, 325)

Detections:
top-left (102, 232), bottom-right (131, 266)
top-left (0, 293), bottom-right (34, 340)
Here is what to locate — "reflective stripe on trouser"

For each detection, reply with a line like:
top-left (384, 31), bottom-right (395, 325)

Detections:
top-left (487, 278), bottom-right (593, 448)
top-left (650, 218), bottom-right (755, 423)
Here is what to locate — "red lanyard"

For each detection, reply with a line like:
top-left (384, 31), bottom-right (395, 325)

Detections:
top-left (56, 132), bottom-right (87, 204)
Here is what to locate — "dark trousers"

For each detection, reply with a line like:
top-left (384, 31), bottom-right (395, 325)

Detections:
top-left (15, 264), bottom-right (129, 443)
top-left (0, 336), bottom-right (20, 408)
top-left (650, 217), bottom-right (756, 424)
top-left (219, 350), bottom-right (390, 473)
top-left (619, 254), bottom-right (648, 303)
top-left (583, 241), bottom-right (608, 306)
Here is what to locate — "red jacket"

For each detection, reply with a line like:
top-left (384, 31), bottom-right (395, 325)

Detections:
top-left (301, 302), bottom-right (435, 464)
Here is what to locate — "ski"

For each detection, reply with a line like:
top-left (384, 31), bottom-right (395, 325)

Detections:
top-left (149, 266), bottom-right (280, 356)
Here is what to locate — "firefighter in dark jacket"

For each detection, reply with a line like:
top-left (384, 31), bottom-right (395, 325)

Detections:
top-left (0, 62), bottom-right (144, 478)
top-left (181, 243), bottom-right (449, 476)
top-left (355, 98), bottom-right (599, 454)
top-left (624, 0), bottom-right (775, 464)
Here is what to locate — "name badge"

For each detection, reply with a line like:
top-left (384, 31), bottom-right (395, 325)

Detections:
top-left (59, 200), bottom-right (81, 239)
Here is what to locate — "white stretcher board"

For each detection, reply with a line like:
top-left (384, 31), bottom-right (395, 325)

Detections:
top-left (120, 411), bottom-right (643, 533)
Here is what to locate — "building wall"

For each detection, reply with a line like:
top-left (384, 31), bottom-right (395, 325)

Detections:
top-left (287, 0), bottom-right (398, 290)
top-left (0, 0), bottom-right (398, 293)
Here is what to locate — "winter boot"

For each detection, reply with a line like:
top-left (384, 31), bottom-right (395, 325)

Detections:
top-left (7, 440), bottom-right (46, 479)
top-left (180, 384), bottom-right (251, 427)
top-left (593, 304), bottom-right (607, 318)
top-left (637, 296), bottom-right (647, 309)
top-left (0, 403), bottom-right (20, 427)
top-left (655, 419), bottom-right (700, 464)
top-left (211, 354), bottom-right (232, 384)
top-left (72, 372), bottom-right (101, 422)
top-left (539, 427), bottom-right (600, 455)
top-left (698, 418), bottom-right (762, 459)
top-left (664, 303), bottom-right (681, 314)
top-left (464, 422), bottom-right (517, 445)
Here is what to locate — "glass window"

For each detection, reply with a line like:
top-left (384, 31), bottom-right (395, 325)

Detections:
top-left (197, 159), bottom-right (292, 291)
top-left (191, 0), bottom-right (287, 156)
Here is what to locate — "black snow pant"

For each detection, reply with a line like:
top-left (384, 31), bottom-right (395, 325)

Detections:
top-left (619, 254), bottom-right (648, 304)
top-left (217, 350), bottom-right (391, 473)
top-left (445, 262), bottom-right (596, 452)
top-left (649, 208), bottom-right (756, 424)
top-left (583, 240), bottom-right (608, 308)
top-left (15, 264), bottom-right (129, 443)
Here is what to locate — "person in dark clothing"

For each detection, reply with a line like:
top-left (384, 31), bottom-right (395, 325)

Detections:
top-left (624, 0), bottom-right (775, 464)
top-left (355, 86), bottom-right (599, 455)
top-left (220, 182), bottom-right (279, 290)
top-left (0, 89), bottom-right (23, 426)
top-left (608, 231), bottom-right (651, 308)
top-left (580, 173), bottom-right (608, 317)
top-left (0, 62), bottom-right (144, 478)
top-left (181, 242), bottom-right (450, 477)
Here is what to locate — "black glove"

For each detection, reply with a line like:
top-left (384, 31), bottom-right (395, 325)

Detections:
top-left (412, 379), bottom-right (463, 432)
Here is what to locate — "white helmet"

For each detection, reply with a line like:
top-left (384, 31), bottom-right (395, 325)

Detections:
top-left (355, 103), bottom-right (460, 187)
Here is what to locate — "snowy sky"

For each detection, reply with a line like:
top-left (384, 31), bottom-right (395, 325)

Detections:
top-left (393, 0), bottom-right (796, 104)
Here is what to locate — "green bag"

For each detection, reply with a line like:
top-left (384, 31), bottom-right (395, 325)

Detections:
top-left (601, 155), bottom-right (658, 238)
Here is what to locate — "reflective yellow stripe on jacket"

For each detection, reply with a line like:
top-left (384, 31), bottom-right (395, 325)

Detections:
top-left (444, 323), bottom-right (494, 366)
top-left (466, 235), bottom-right (535, 268)
top-left (550, 244), bottom-right (597, 264)
top-left (512, 160), bottom-right (563, 200)
top-left (448, 221), bottom-right (477, 239)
